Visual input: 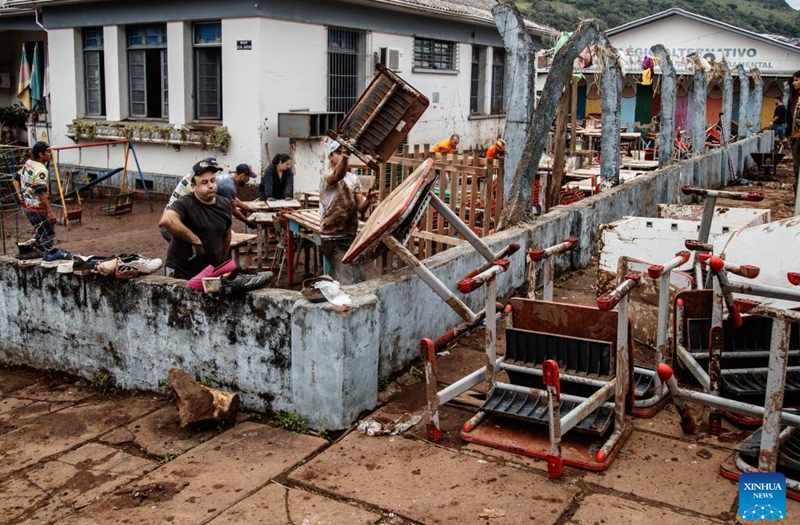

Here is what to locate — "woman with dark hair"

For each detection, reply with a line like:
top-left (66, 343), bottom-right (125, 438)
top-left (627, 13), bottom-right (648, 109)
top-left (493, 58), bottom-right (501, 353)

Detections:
top-left (259, 153), bottom-right (294, 201)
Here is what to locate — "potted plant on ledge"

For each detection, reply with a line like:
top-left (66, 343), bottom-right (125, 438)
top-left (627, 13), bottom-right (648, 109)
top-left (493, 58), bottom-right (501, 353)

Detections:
top-left (0, 104), bottom-right (30, 144)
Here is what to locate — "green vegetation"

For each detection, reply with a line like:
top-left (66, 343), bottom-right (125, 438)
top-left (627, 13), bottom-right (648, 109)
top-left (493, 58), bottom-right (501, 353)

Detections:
top-left (69, 121), bottom-right (230, 152)
top-left (276, 411), bottom-right (310, 434)
top-left (89, 370), bottom-right (116, 394)
top-left (158, 375), bottom-right (176, 400)
top-left (522, 0), bottom-right (800, 38)
top-left (0, 104), bottom-right (30, 128)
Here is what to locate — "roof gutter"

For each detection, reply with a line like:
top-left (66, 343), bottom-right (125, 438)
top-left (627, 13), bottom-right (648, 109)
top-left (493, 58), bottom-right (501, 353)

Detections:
top-left (342, 0), bottom-right (557, 38)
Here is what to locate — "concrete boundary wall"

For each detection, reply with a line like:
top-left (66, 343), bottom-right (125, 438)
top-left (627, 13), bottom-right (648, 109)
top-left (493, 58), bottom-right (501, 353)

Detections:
top-left (0, 134), bottom-right (770, 430)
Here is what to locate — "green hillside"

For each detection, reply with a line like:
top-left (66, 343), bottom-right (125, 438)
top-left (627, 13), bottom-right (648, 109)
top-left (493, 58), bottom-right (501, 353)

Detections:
top-left (519, 0), bottom-right (800, 39)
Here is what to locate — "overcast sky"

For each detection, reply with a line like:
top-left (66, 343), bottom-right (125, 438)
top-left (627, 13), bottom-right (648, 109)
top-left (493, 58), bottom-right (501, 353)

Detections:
top-left (787, 0), bottom-right (800, 9)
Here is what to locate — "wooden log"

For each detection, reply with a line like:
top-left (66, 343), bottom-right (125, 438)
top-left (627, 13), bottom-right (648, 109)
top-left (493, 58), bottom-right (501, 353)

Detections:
top-left (547, 71), bottom-right (572, 212)
top-left (169, 368), bottom-right (240, 428)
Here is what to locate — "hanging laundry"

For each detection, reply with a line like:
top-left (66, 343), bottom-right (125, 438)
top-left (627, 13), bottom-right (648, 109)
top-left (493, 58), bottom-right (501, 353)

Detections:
top-left (641, 55), bottom-right (655, 86)
top-left (576, 46), bottom-right (594, 69)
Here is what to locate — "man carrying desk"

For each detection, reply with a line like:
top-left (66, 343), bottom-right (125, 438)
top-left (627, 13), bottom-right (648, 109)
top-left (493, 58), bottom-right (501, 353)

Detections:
top-left (318, 141), bottom-right (378, 284)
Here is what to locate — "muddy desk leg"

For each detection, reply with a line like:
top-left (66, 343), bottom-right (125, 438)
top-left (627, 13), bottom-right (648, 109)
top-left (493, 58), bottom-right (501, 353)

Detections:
top-left (286, 227), bottom-right (295, 286)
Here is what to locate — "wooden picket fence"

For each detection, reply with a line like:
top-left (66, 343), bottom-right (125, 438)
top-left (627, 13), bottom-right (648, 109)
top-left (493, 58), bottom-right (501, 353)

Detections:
top-left (360, 145), bottom-right (504, 272)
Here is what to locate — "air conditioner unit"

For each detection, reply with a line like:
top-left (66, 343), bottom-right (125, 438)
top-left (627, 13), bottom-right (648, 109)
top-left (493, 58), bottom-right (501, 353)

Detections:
top-left (379, 47), bottom-right (402, 71)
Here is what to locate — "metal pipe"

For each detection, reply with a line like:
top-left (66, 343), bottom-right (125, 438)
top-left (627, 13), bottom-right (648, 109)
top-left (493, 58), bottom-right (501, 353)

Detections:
top-left (597, 272), bottom-right (641, 311)
top-left (690, 350), bottom-right (800, 359)
top-left (680, 185), bottom-right (764, 202)
top-left (759, 317), bottom-right (791, 472)
top-left (669, 384), bottom-right (800, 427)
top-left (543, 360), bottom-right (563, 478)
top-left (723, 282), bottom-right (800, 304)
top-left (437, 358), bottom-right (504, 405)
top-left (527, 238), bottom-right (577, 302)
top-left (721, 366), bottom-right (800, 375)
top-left (544, 257), bottom-right (555, 302)
top-left (382, 235), bottom-right (477, 323)
top-left (614, 296), bottom-right (629, 435)
top-left (484, 278), bottom-right (498, 392)
top-left (676, 345), bottom-right (711, 390)
top-left (597, 427), bottom-right (626, 463)
top-left (634, 385), bottom-right (668, 408)
top-left (494, 382), bottom-right (616, 411)
top-left (500, 362), bottom-right (612, 388)
top-left (50, 139), bottom-right (131, 151)
top-left (420, 338), bottom-right (441, 442)
top-left (429, 195), bottom-right (495, 262)
top-left (653, 270), bottom-right (670, 389)
top-left (561, 381), bottom-right (617, 435)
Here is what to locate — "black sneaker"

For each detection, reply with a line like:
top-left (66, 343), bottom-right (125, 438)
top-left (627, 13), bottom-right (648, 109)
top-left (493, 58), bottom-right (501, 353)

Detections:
top-left (17, 244), bottom-right (44, 260)
top-left (220, 269), bottom-right (275, 294)
top-left (43, 248), bottom-right (72, 262)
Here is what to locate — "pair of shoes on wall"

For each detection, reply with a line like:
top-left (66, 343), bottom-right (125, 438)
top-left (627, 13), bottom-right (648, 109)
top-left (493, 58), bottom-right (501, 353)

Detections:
top-left (96, 254), bottom-right (163, 279)
top-left (17, 242), bottom-right (44, 260)
top-left (41, 248), bottom-right (73, 268)
top-left (187, 259), bottom-right (237, 289)
top-left (115, 254), bottom-right (164, 279)
top-left (220, 268), bottom-right (274, 294)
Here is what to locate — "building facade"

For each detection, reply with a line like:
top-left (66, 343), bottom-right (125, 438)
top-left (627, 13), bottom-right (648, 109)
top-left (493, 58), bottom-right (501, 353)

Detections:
top-left (0, 0), bottom-right (554, 193)
top-left (537, 8), bottom-right (800, 133)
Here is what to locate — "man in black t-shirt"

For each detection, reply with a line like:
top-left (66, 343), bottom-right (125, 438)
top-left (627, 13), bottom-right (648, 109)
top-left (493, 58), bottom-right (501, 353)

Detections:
top-left (159, 159), bottom-right (232, 279)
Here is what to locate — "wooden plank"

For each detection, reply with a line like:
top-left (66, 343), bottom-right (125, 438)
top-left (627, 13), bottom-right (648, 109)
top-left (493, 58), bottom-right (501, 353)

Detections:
top-left (548, 68), bottom-right (571, 212)
top-left (413, 229), bottom-right (466, 246)
top-left (469, 160), bottom-right (479, 231)
top-left (494, 161), bottom-right (503, 230)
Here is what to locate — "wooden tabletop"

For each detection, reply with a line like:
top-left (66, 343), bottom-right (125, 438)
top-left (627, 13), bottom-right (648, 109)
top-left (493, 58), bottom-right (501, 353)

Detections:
top-left (284, 209), bottom-right (365, 236)
top-left (248, 212), bottom-right (276, 223)
top-left (620, 159), bottom-right (659, 170)
top-left (230, 232), bottom-right (257, 248)
top-left (242, 199), bottom-right (301, 212)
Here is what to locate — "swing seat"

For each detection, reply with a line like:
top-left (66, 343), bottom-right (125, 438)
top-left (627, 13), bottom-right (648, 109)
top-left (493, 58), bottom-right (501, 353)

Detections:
top-left (101, 192), bottom-right (134, 216)
top-left (51, 200), bottom-right (84, 225)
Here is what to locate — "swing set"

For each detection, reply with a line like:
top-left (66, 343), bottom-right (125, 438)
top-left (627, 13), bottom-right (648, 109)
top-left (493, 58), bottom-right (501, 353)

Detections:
top-left (50, 139), bottom-right (152, 229)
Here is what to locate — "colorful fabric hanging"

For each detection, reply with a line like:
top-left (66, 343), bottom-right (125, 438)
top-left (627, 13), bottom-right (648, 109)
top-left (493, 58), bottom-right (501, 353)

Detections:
top-left (641, 55), bottom-right (655, 86)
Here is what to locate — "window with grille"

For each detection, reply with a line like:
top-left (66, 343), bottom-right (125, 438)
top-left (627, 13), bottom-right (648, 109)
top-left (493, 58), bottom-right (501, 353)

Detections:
top-left (470, 46), bottom-right (485, 114)
top-left (194, 22), bottom-right (222, 120)
top-left (327, 27), bottom-right (365, 114)
top-left (491, 48), bottom-right (505, 114)
top-left (83, 28), bottom-right (105, 117)
top-left (413, 37), bottom-right (458, 72)
top-left (127, 24), bottom-right (168, 119)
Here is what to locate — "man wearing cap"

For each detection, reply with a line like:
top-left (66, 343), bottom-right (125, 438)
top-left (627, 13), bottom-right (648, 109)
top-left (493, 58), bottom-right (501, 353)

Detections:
top-left (14, 142), bottom-right (60, 256)
top-left (159, 156), bottom-right (216, 242)
top-left (159, 158), bottom-right (253, 242)
top-left (216, 163), bottom-right (257, 226)
top-left (485, 139), bottom-right (506, 160)
top-left (159, 159), bottom-right (233, 280)
top-left (319, 141), bottom-right (378, 284)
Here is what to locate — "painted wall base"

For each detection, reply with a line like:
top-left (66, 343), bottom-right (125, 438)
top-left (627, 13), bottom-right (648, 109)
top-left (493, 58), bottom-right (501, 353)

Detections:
top-left (0, 134), bottom-right (770, 430)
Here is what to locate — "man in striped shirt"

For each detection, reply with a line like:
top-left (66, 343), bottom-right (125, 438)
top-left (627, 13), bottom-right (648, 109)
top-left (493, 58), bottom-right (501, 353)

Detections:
top-left (16, 142), bottom-right (57, 252)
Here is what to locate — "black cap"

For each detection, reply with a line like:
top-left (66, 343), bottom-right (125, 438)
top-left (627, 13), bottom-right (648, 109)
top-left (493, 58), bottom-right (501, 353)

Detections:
top-left (191, 158), bottom-right (222, 180)
top-left (235, 163), bottom-right (256, 179)
top-left (31, 141), bottom-right (50, 158)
